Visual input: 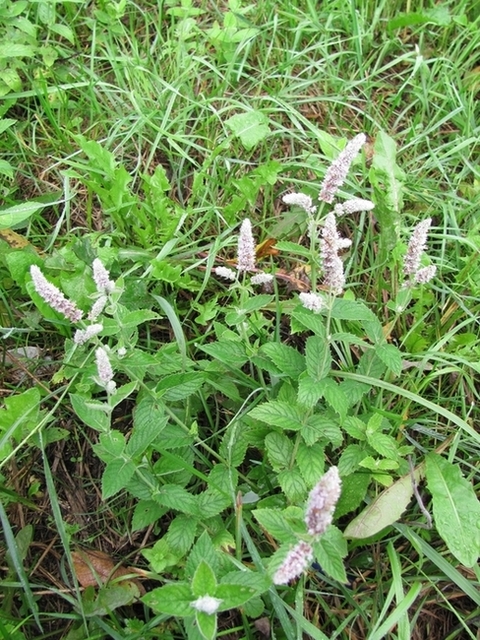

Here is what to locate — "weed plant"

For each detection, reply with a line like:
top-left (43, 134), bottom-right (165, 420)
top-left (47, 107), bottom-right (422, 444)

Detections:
top-left (0, 1), bottom-right (479, 639)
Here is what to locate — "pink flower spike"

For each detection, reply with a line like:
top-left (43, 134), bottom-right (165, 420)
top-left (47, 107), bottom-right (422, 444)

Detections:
top-left (95, 347), bottom-right (115, 390)
top-left (305, 466), bottom-right (342, 538)
top-left (319, 133), bottom-right (366, 203)
top-left (92, 258), bottom-right (115, 295)
top-left (30, 265), bottom-right (83, 323)
top-left (320, 213), bottom-right (351, 295)
top-left (273, 541), bottom-right (313, 585)
top-left (403, 218), bottom-right (432, 277)
top-left (237, 218), bottom-right (256, 272)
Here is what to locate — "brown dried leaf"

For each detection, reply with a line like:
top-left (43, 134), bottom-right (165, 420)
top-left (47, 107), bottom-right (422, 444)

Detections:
top-left (71, 550), bottom-right (145, 595)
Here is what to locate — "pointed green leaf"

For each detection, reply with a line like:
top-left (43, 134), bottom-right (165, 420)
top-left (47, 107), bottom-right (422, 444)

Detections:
top-left (102, 459), bottom-right (136, 499)
top-left (249, 401), bottom-right (305, 430)
top-left (425, 453), bottom-right (480, 567)
top-left (196, 610), bottom-right (217, 640)
top-left (192, 561), bottom-right (217, 598)
top-left (265, 431), bottom-right (294, 471)
top-left (142, 583), bottom-right (193, 616)
top-left (225, 111), bottom-right (271, 150)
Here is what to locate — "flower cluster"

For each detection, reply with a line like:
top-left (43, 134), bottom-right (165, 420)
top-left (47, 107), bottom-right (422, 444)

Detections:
top-left (30, 258), bottom-right (119, 394)
top-left (403, 218), bottom-right (436, 286)
top-left (214, 217), bottom-right (273, 289)
top-left (273, 467), bottom-right (342, 585)
top-left (320, 212), bottom-right (352, 296)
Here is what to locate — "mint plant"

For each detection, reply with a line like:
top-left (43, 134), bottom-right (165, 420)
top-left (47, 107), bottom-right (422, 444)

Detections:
top-left (4, 126), bottom-right (478, 639)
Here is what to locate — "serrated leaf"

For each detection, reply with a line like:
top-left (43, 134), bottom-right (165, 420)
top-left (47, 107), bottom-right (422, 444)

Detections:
top-left (186, 532), bottom-right (220, 579)
top-left (297, 372), bottom-right (323, 408)
top-left (102, 459), bottom-right (136, 499)
top-left (249, 401), bottom-right (305, 431)
top-left (217, 573), bottom-right (270, 609)
top-left (142, 583), bottom-right (193, 616)
top-left (196, 610), bottom-right (217, 640)
top-left (70, 394), bottom-right (111, 432)
top-left (335, 472), bottom-right (371, 518)
top-left (344, 466), bottom-right (423, 538)
top-left (376, 343), bottom-right (403, 375)
top-left (166, 515), bottom-right (198, 555)
top-left (290, 307), bottom-right (326, 337)
top-left (305, 336), bottom-right (331, 381)
top-left (225, 110), bottom-right (271, 150)
top-left (132, 500), bottom-right (167, 531)
top-left (312, 526), bottom-right (347, 583)
top-left (338, 444), bottom-right (368, 476)
top-left (252, 508), bottom-right (297, 544)
top-left (0, 44), bottom-right (35, 57)
top-left (297, 442), bottom-right (325, 487)
top-left (199, 341), bottom-right (248, 367)
top-left (192, 561), bottom-right (217, 597)
top-left (265, 431), bottom-right (294, 471)
top-left (156, 372), bottom-right (206, 401)
top-left (277, 468), bottom-right (307, 503)
top-left (240, 294), bottom-right (274, 313)
top-left (126, 412), bottom-right (168, 458)
top-left (367, 432), bottom-right (399, 460)
top-left (425, 453), bottom-right (480, 567)
top-left (302, 414), bottom-right (343, 447)
top-left (342, 416), bottom-right (367, 441)
top-left (275, 240), bottom-right (312, 258)
top-left (320, 378), bottom-right (348, 420)
top-left (261, 342), bottom-right (305, 378)
top-left (155, 484), bottom-right (198, 515)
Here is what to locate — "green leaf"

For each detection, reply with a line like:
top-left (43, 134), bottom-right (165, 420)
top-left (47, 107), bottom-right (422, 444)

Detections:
top-left (192, 561), bottom-right (217, 598)
top-left (375, 343), bottom-right (403, 376)
top-left (186, 532), bottom-right (221, 579)
top-left (70, 394), bottom-right (111, 432)
top-left (0, 118), bottom-right (17, 135)
top-left (199, 340), bottom-right (248, 368)
top-left (342, 416), bottom-right (367, 441)
top-left (132, 500), bottom-right (168, 532)
top-left (275, 240), bottom-right (312, 258)
top-left (344, 466), bottom-right (423, 538)
top-left (0, 44), bottom-right (35, 57)
top-left (425, 453), bottom-right (480, 567)
top-left (225, 110), bottom-right (271, 150)
top-left (155, 484), bottom-right (198, 515)
top-left (0, 201), bottom-right (44, 229)
top-left (260, 342), bottom-right (305, 378)
top-left (252, 508), bottom-right (297, 544)
top-left (265, 431), bottom-right (294, 471)
top-left (290, 306), bottom-right (327, 337)
top-left (156, 372), bottom-right (206, 401)
top-left (338, 444), bottom-right (368, 476)
top-left (240, 294), bottom-right (274, 313)
top-left (126, 412), bottom-right (168, 458)
top-left (196, 610), bottom-right (217, 640)
top-left (277, 468), bottom-right (307, 503)
top-left (335, 472), bottom-right (371, 518)
top-left (297, 372), bottom-right (324, 408)
top-left (302, 414), bottom-right (343, 447)
top-left (367, 432), bottom-right (399, 460)
top-left (305, 335), bottom-right (332, 381)
top-left (297, 442), bottom-right (325, 487)
top-left (320, 378), bottom-right (348, 420)
top-left (312, 526), bottom-right (347, 583)
top-left (142, 583), bottom-right (193, 616)
top-left (166, 515), bottom-right (198, 555)
top-left (216, 577), bottom-right (270, 610)
top-left (249, 401), bottom-right (305, 431)
top-left (369, 131), bottom-right (405, 252)
top-left (0, 388), bottom-right (40, 458)
top-left (102, 459), bottom-right (136, 499)
top-left (118, 309), bottom-right (159, 329)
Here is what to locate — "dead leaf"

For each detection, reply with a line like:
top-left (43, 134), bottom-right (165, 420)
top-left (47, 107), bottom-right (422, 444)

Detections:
top-left (71, 549), bottom-right (146, 595)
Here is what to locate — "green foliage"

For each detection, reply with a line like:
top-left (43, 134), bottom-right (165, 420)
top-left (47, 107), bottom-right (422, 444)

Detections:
top-left (1, 0), bottom-right (480, 637)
